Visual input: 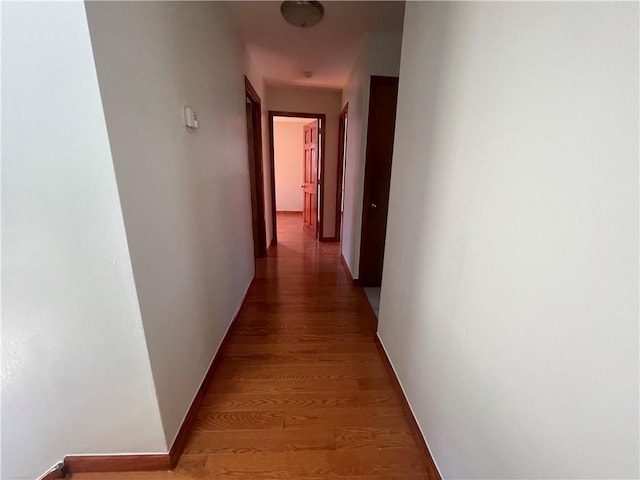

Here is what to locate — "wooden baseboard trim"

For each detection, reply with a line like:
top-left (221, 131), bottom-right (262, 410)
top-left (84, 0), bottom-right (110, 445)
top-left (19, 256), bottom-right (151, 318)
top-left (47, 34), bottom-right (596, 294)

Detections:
top-left (267, 238), bottom-right (276, 255)
top-left (373, 334), bottom-right (442, 480)
top-left (65, 454), bottom-right (170, 473)
top-left (63, 279), bottom-right (255, 475)
top-left (340, 253), bottom-right (358, 285)
top-left (319, 235), bottom-right (339, 242)
top-left (276, 210), bottom-right (302, 214)
top-left (340, 253), bottom-right (376, 331)
top-left (40, 470), bottom-right (65, 480)
top-left (38, 462), bottom-right (68, 480)
top-left (168, 277), bottom-right (254, 467)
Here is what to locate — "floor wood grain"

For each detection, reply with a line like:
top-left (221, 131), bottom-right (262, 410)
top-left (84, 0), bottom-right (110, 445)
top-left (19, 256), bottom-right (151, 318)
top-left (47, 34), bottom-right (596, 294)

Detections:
top-left (70, 214), bottom-right (437, 479)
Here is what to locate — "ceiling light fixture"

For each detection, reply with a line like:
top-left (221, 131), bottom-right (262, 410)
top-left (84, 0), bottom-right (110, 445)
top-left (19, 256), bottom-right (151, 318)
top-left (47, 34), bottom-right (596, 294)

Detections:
top-left (280, 1), bottom-right (324, 28)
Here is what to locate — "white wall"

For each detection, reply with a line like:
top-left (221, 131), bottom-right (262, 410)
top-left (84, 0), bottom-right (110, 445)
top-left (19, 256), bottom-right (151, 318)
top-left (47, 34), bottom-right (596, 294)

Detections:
top-left (380, 2), bottom-right (639, 479)
top-left (266, 85), bottom-right (342, 239)
top-left (340, 33), bottom-right (402, 278)
top-left (273, 120), bottom-right (314, 212)
top-left (85, 1), bottom-right (255, 447)
top-left (1, 3), bottom-right (166, 479)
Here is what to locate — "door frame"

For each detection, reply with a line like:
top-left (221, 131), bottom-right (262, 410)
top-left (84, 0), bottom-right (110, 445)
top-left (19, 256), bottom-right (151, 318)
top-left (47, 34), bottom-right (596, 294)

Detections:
top-left (245, 76), bottom-right (267, 257)
top-left (334, 103), bottom-right (348, 242)
top-left (268, 110), bottom-right (327, 242)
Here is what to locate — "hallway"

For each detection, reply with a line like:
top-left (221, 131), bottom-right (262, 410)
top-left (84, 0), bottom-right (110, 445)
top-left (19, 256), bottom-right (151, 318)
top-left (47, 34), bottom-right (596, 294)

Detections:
top-left (73, 213), bottom-right (436, 479)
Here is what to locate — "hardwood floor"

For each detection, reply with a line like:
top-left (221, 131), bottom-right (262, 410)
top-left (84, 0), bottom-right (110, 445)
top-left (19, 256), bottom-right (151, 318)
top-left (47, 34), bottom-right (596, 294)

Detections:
top-left (71, 214), bottom-right (437, 479)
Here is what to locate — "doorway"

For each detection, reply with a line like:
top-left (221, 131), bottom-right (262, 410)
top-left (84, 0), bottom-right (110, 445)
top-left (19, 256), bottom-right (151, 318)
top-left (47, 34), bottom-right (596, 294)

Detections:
top-left (244, 76), bottom-right (267, 258)
top-left (336, 103), bottom-right (348, 242)
top-left (268, 111), bottom-right (326, 243)
top-left (358, 76), bottom-right (399, 288)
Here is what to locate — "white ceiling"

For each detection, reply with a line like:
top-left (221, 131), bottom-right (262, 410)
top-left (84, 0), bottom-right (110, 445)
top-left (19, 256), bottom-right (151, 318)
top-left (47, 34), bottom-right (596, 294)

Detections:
top-left (225, 1), bottom-right (405, 90)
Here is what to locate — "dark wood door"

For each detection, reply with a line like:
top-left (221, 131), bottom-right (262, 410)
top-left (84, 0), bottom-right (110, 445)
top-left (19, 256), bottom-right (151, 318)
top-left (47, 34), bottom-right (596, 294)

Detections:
top-left (245, 96), bottom-right (266, 258)
top-left (358, 76), bottom-right (399, 286)
top-left (303, 120), bottom-right (318, 235)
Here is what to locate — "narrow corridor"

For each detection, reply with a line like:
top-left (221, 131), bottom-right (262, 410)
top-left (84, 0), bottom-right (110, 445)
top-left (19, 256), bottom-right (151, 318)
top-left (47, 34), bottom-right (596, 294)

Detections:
top-left (72, 214), bottom-right (436, 479)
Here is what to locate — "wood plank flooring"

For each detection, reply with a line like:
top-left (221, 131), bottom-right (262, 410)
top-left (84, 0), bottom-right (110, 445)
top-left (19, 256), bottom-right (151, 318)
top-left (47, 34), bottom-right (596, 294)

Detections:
top-left (71, 214), bottom-right (437, 479)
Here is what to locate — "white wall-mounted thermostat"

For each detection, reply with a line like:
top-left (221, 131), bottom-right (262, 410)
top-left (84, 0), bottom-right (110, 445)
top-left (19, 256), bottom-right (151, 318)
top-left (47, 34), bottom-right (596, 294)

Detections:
top-left (183, 105), bottom-right (199, 129)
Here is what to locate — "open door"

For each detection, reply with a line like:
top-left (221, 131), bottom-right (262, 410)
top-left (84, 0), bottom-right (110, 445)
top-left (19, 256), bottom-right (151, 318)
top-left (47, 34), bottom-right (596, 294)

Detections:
top-left (358, 76), bottom-right (399, 286)
top-left (336, 104), bottom-right (348, 242)
top-left (244, 77), bottom-right (267, 257)
top-left (302, 120), bottom-right (319, 236)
